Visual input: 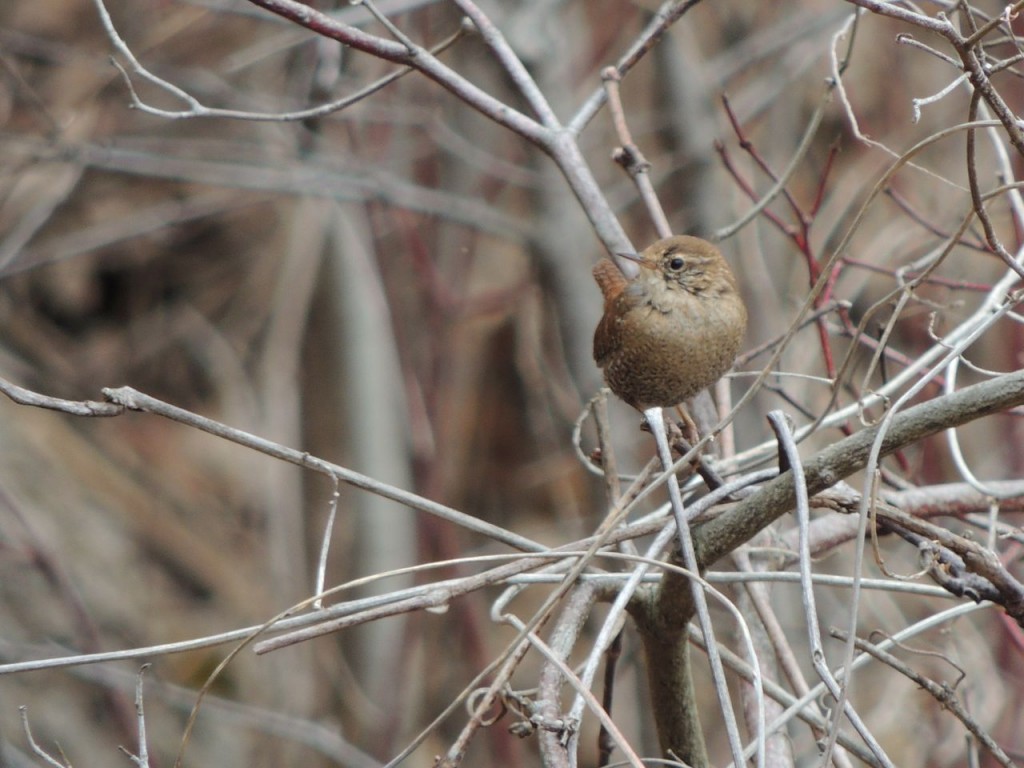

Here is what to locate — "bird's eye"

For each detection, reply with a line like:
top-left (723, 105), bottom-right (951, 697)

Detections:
top-left (668, 257), bottom-right (685, 271)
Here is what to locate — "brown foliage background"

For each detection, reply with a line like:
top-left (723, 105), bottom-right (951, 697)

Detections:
top-left (1, 1), bottom-right (1023, 766)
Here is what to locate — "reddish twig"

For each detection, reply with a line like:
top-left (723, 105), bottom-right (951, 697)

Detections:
top-left (884, 187), bottom-right (988, 253)
top-left (716, 94), bottom-right (840, 377)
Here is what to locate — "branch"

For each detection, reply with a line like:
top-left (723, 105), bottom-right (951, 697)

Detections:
top-left (767, 412), bottom-right (892, 767)
top-left (568, 0), bottom-right (708, 134)
top-left (100, 386), bottom-right (544, 553)
top-left (239, 0), bottom-right (552, 146)
top-left (0, 376), bottom-right (123, 416)
top-left (693, 368), bottom-right (1024, 571)
top-left (830, 631), bottom-right (1019, 768)
top-left (846, 0), bottom-right (1024, 156)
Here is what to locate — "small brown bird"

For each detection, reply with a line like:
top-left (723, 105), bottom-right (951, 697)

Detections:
top-left (592, 235), bottom-right (747, 413)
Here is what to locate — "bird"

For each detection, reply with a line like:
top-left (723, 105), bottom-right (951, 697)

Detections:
top-left (592, 235), bottom-right (747, 415)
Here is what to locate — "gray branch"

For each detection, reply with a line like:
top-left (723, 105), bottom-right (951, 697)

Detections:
top-left (694, 369), bottom-right (1024, 570)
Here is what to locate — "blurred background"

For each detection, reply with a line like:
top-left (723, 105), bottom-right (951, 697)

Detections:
top-left (1, 0), bottom-right (1022, 765)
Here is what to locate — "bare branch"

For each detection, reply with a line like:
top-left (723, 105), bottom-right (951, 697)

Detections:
top-left (767, 412), bottom-right (893, 768)
top-left (696, 368), bottom-right (1024, 570)
top-left (101, 386), bottom-right (544, 553)
top-left (241, 0), bottom-right (549, 145)
top-left (19, 707), bottom-right (71, 768)
top-left (0, 376), bottom-right (123, 417)
top-left (830, 631), bottom-right (1019, 768)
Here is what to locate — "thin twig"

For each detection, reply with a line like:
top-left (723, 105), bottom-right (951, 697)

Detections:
top-left (829, 631), bottom-right (1019, 768)
top-left (597, 630), bottom-right (623, 767)
top-left (105, 24), bottom-right (467, 122)
top-left (766, 412), bottom-right (894, 768)
top-left (0, 376), bottom-right (123, 417)
top-left (602, 67), bottom-right (671, 241)
top-left (101, 386), bottom-right (543, 553)
top-left (117, 665), bottom-right (151, 767)
top-left (20, 707), bottom-right (70, 768)
top-left (645, 407), bottom-right (749, 768)
top-left (568, 0), bottom-right (708, 134)
top-left (713, 87), bottom-right (830, 241)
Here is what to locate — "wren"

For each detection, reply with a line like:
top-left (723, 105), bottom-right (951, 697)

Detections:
top-left (592, 235), bottom-right (747, 412)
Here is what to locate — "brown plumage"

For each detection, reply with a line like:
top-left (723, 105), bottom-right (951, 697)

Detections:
top-left (592, 235), bottom-right (747, 411)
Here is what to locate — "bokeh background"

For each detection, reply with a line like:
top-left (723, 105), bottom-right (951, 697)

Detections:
top-left (1, 1), bottom-right (1022, 766)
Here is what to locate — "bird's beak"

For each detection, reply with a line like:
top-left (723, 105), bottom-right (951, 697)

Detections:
top-left (616, 251), bottom-right (654, 269)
